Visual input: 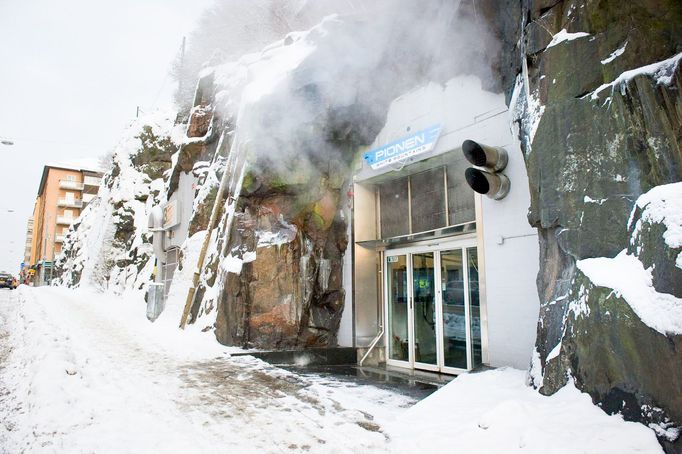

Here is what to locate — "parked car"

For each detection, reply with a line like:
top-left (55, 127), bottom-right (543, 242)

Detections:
top-left (0, 272), bottom-right (15, 289)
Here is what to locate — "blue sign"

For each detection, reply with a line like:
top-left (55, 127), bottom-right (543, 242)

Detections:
top-left (363, 124), bottom-right (442, 170)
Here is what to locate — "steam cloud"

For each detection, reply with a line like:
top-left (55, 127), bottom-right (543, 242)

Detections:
top-left (195, 0), bottom-right (502, 181)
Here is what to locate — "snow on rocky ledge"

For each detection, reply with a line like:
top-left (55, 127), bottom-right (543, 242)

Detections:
top-left (546, 28), bottom-right (590, 48)
top-left (577, 182), bottom-right (682, 336)
top-left (577, 251), bottom-right (682, 336)
top-left (590, 52), bottom-right (682, 100)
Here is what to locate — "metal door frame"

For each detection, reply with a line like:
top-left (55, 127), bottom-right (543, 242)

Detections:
top-left (384, 235), bottom-right (478, 374)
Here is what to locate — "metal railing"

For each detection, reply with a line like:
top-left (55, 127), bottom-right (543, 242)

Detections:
top-left (59, 180), bottom-right (84, 190)
top-left (83, 176), bottom-right (102, 186)
top-left (56, 216), bottom-right (75, 225)
top-left (57, 199), bottom-right (83, 208)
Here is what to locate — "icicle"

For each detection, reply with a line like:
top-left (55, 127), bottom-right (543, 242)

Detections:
top-left (299, 235), bottom-right (315, 308)
top-left (318, 258), bottom-right (331, 292)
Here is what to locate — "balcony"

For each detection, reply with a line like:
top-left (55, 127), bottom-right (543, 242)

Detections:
top-left (55, 235), bottom-right (65, 243)
top-left (59, 179), bottom-right (84, 190)
top-left (57, 198), bottom-right (83, 208)
top-left (82, 193), bottom-right (97, 204)
top-left (84, 176), bottom-right (102, 187)
top-left (56, 215), bottom-right (75, 225)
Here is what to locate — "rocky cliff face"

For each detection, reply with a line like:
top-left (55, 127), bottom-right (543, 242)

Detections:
top-left (502, 0), bottom-right (682, 449)
top-left (56, 113), bottom-right (181, 293)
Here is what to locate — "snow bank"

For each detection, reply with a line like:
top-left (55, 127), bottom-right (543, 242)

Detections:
top-left (389, 368), bottom-right (661, 453)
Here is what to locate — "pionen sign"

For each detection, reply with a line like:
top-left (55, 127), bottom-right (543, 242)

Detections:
top-left (363, 124), bottom-right (442, 170)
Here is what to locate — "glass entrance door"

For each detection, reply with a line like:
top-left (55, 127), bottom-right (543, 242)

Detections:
top-left (385, 243), bottom-right (481, 374)
top-left (411, 252), bottom-right (438, 370)
top-left (386, 255), bottom-right (409, 365)
top-left (440, 249), bottom-right (468, 369)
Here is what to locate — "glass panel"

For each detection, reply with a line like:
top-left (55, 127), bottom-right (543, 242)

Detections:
top-left (379, 177), bottom-right (409, 238)
top-left (387, 255), bottom-right (409, 361)
top-left (468, 247), bottom-right (482, 367)
top-left (447, 161), bottom-right (475, 225)
top-left (410, 168), bottom-right (446, 233)
top-left (440, 249), bottom-right (467, 369)
top-left (412, 252), bottom-right (437, 365)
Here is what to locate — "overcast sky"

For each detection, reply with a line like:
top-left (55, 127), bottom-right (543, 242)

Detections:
top-left (0, 0), bottom-right (214, 273)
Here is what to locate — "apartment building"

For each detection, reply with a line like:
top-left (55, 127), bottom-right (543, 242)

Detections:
top-left (27, 164), bottom-right (103, 285)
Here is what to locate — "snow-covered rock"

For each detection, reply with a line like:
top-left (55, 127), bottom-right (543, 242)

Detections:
top-left (56, 112), bottom-right (183, 293)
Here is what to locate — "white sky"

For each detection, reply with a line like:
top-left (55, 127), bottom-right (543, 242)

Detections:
top-left (0, 0), bottom-right (213, 273)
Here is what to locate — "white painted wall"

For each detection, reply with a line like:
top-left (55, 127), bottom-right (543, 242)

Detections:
top-left (480, 133), bottom-right (540, 369)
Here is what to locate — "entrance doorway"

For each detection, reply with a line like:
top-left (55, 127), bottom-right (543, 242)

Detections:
top-left (385, 239), bottom-right (482, 374)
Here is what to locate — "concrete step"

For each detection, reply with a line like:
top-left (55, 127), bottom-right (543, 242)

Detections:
top-left (231, 347), bottom-right (357, 367)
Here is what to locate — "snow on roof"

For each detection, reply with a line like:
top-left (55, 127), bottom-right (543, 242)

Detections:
top-left (46, 158), bottom-right (104, 174)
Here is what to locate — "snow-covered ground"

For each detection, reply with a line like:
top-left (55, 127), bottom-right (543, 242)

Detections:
top-left (0, 287), bottom-right (662, 453)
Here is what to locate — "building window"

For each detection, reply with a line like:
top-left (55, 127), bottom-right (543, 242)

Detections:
top-left (378, 161), bottom-right (475, 238)
top-left (66, 175), bottom-right (76, 181)
top-left (410, 168), bottom-right (446, 233)
top-left (379, 176), bottom-right (409, 238)
top-left (447, 160), bottom-right (475, 225)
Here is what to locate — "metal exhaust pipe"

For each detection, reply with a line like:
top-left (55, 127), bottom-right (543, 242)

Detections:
top-left (462, 139), bottom-right (508, 172)
top-left (465, 167), bottom-right (510, 200)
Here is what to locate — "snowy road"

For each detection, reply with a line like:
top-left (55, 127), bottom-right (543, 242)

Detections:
top-left (0, 287), bottom-right (665, 454)
top-left (0, 287), bottom-right (413, 454)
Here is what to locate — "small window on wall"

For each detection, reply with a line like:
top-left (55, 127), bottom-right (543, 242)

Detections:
top-left (379, 176), bottom-right (409, 238)
top-left (447, 160), bottom-right (475, 225)
top-left (66, 175), bottom-right (76, 181)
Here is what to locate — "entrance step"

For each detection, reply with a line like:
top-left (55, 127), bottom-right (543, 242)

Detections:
top-left (231, 347), bottom-right (357, 367)
top-left (280, 364), bottom-right (450, 401)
